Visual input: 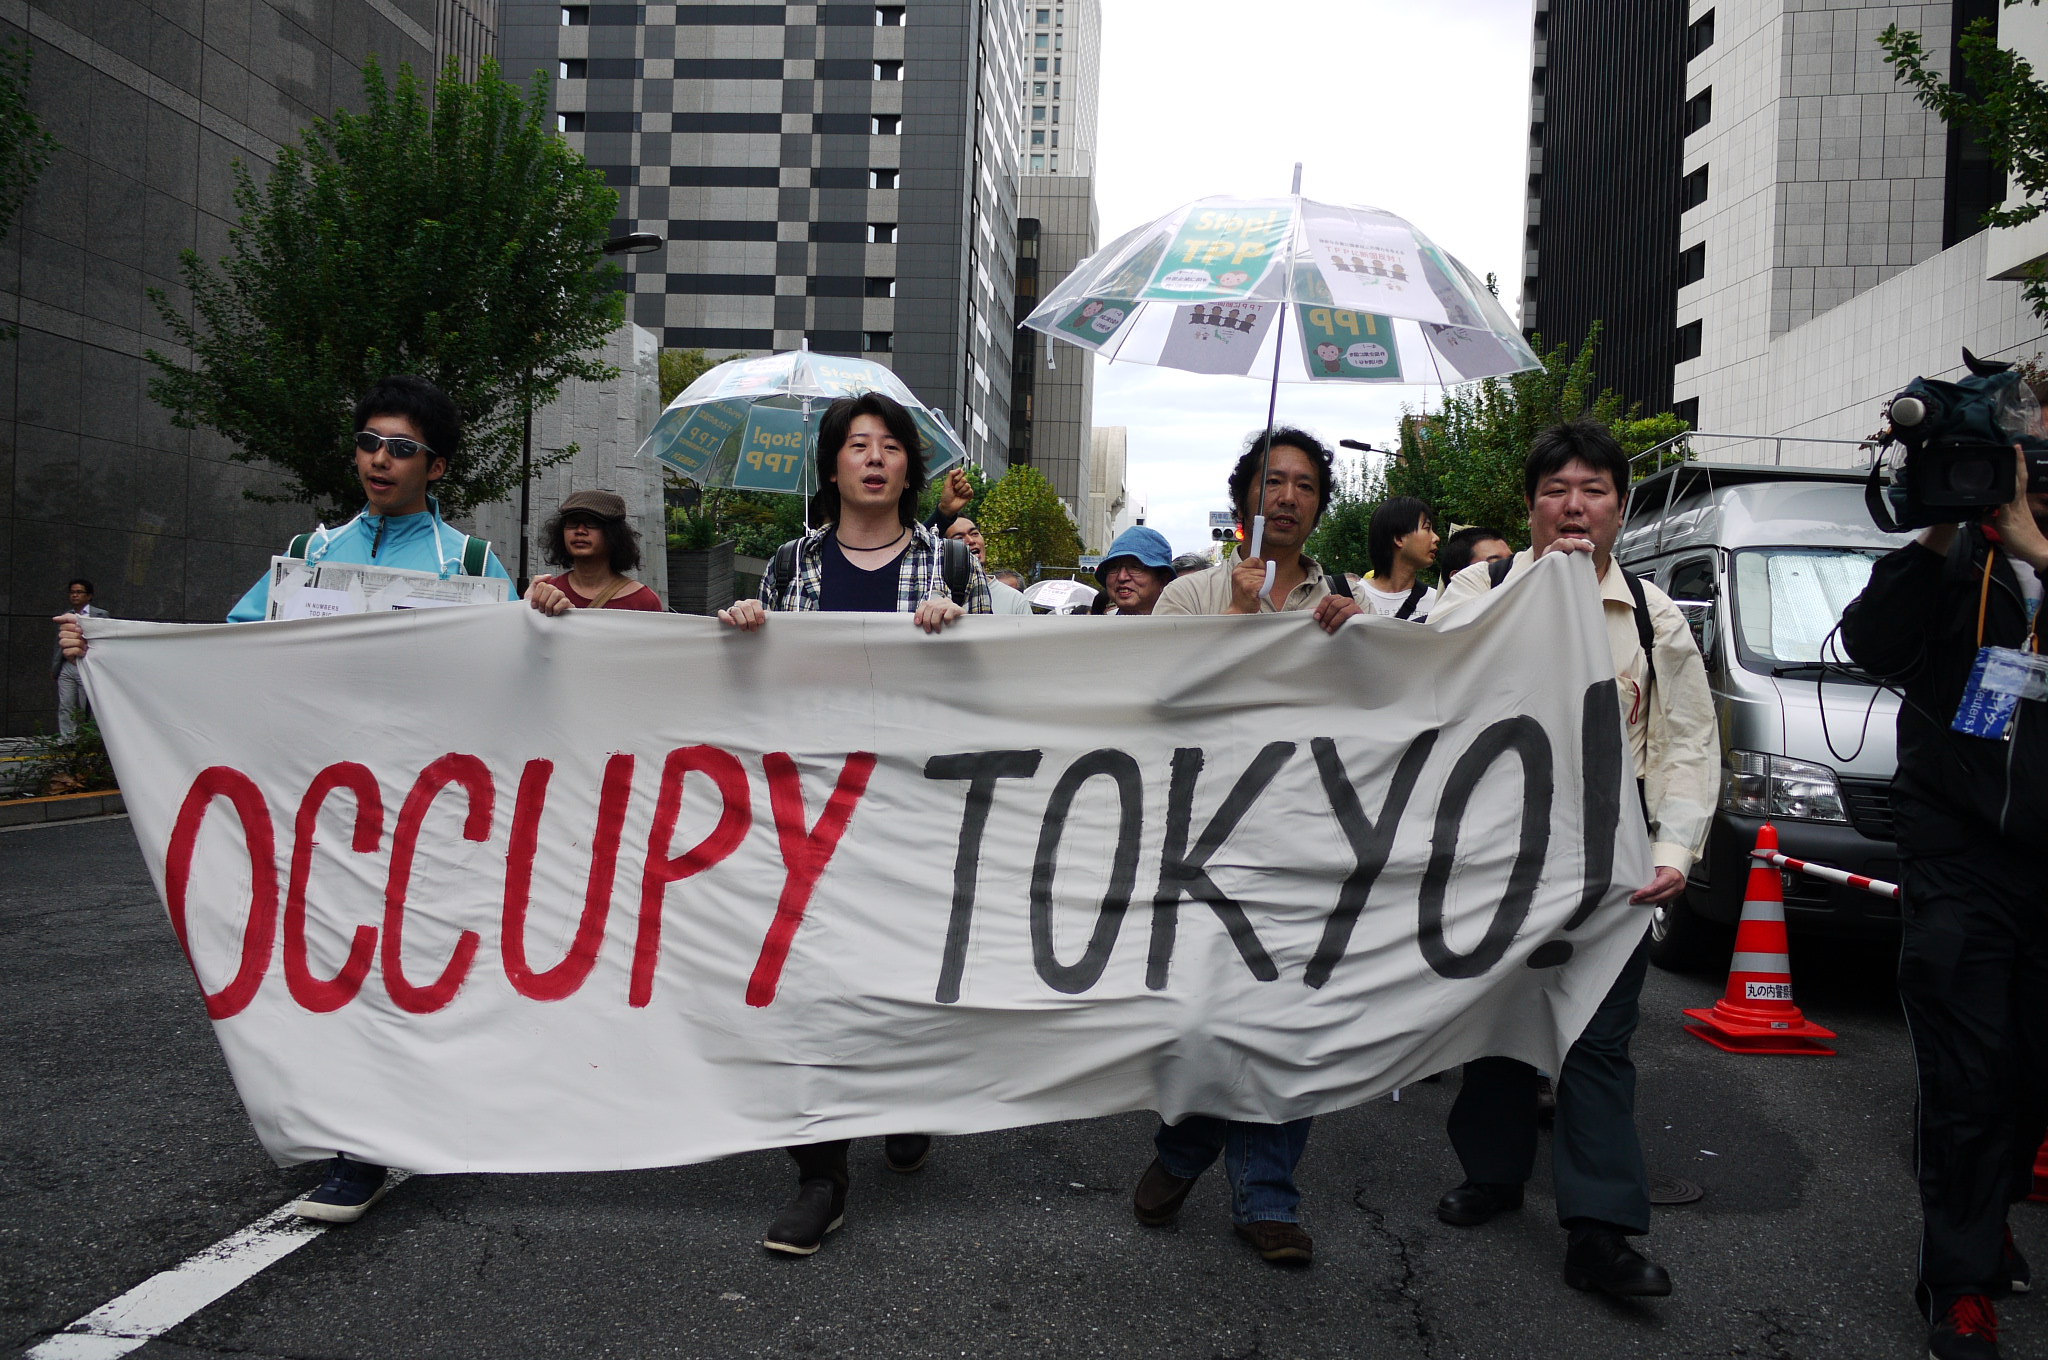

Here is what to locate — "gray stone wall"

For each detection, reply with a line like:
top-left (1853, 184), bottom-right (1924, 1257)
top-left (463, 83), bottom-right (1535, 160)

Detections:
top-left (0, 0), bottom-right (453, 738)
top-left (468, 323), bottom-right (667, 603)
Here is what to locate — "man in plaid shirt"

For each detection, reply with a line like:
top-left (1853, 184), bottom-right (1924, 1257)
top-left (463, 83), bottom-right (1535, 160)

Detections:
top-left (719, 390), bottom-right (990, 1256)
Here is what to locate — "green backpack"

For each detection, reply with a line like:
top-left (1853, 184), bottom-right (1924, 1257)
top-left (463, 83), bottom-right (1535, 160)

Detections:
top-left (288, 530), bottom-right (493, 576)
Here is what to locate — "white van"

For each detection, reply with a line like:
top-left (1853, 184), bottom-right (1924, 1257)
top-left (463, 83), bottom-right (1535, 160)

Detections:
top-left (1618, 462), bottom-right (1913, 970)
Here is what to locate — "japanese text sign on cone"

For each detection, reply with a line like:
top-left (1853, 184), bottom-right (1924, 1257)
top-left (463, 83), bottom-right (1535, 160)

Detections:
top-left (1682, 824), bottom-right (1838, 1056)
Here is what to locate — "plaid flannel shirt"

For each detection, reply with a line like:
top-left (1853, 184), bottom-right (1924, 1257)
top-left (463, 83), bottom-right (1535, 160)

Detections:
top-left (761, 522), bottom-right (994, 614)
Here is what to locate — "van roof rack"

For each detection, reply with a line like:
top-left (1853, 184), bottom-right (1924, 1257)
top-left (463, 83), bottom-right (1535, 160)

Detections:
top-left (1627, 458), bottom-right (1874, 523)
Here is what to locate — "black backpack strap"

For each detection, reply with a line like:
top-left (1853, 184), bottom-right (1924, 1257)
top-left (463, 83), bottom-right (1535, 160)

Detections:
top-left (287, 532), bottom-right (313, 559)
top-left (1395, 583), bottom-right (1426, 620)
top-left (940, 538), bottom-right (971, 606)
top-left (1488, 557), bottom-right (1514, 588)
top-left (771, 539), bottom-right (800, 609)
top-left (1624, 570), bottom-right (1658, 693)
top-left (1322, 566), bottom-right (1353, 600)
top-left (461, 535), bottom-right (490, 577)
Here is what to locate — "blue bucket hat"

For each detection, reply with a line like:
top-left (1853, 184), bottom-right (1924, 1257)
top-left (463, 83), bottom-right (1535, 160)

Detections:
top-left (1097, 526), bottom-right (1177, 580)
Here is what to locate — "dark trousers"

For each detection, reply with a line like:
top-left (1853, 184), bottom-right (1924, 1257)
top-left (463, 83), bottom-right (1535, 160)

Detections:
top-left (787, 1140), bottom-right (850, 1186)
top-left (1899, 840), bottom-right (2048, 1320)
top-left (1447, 931), bottom-right (1653, 1234)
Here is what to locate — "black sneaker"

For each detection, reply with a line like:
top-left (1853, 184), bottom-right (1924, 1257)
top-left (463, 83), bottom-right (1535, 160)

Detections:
top-left (763, 1178), bottom-right (846, 1256)
top-left (883, 1134), bottom-right (931, 1173)
top-left (1998, 1225), bottom-right (2030, 1297)
top-left (1929, 1294), bottom-right (2001, 1360)
top-left (291, 1156), bottom-right (391, 1224)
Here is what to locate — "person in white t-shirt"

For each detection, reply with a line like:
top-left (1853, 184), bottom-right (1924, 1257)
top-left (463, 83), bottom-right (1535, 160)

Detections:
top-left (1358, 496), bottom-right (1440, 620)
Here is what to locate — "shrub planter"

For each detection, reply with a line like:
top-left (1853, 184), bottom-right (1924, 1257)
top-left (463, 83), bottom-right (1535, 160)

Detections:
top-left (667, 540), bottom-right (737, 615)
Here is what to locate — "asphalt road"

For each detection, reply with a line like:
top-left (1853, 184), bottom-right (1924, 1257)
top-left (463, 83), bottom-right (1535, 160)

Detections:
top-left (4, 815), bottom-right (2042, 1360)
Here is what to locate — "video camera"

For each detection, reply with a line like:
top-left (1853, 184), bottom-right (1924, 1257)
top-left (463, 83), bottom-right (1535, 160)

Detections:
top-left (1873, 349), bottom-right (2048, 531)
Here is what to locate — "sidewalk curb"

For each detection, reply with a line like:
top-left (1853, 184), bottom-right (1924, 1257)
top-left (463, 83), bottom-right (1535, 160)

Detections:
top-left (0, 789), bottom-right (125, 829)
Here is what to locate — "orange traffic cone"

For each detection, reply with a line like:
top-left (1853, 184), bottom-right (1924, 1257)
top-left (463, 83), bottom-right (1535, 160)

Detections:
top-left (1682, 824), bottom-right (1838, 1056)
top-left (2030, 1135), bottom-right (2048, 1204)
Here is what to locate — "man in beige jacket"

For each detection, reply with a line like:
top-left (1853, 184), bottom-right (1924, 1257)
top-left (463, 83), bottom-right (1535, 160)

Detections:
top-left (1427, 420), bottom-right (1716, 1300)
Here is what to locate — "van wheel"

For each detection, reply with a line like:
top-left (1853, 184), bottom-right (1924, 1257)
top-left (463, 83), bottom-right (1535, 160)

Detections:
top-left (1648, 890), bottom-right (1733, 975)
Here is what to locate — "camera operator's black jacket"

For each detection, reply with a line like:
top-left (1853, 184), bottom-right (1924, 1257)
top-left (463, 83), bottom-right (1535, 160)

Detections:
top-left (1841, 528), bottom-right (2047, 855)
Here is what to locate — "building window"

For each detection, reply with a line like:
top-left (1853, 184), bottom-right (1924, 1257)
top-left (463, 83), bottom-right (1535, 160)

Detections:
top-left (1053, 58), bottom-right (1061, 73)
top-left (1032, 105), bottom-right (1045, 121)
top-left (557, 111), bottom-right (584, 132)
top-left (872, 114), bottom-right (900, 135)
top-left (559, 58), bottom-right (586, 79)
top-left (1686, 9), bottom-right (1715, 60)
top-left (1031, 129), bottom-right (1045, 145)
top-left (875, 4), bottom-right (904, 24)
top-left (1672, 397), bottom-right (1700, 428)
top-left (1055, 7), bottom-right (1063, 21)
top-left (1054, 32), bottom-right (1062, 48)
top-left (865, 331), bottom-right (893, 351)
top-left (1049, 154), bottom-right (1058, 171)
top-left (1053, 82), bottom-right (1060, 97)
top-left (1678, 243), bottom-right (1705, 286)
top-left (1680, 165), bottom-right (1709, 210)
top-left (873, 60), bottom-right (903, 80)
top-left (867, 222), bottom-right (897, 243)
top-left (1030, 153), bottom-right (1045, 171)
top-left (1033, 80), bottom-right (1045, 95)
top-left (1035, 7), bottom-right (1050, 20)
top-left (1675, 319), bottom-right (1703, 362)
top-left (866, 276), bottom-right (897, 298)
top-left (1684, 88), bottom-right (1712, 136)
top-left (869, 168), bottom-right (898, 188)
top-left (561, 4), bottom-right (588, 22)
top-left (1051, 106), bottom-right (1059, 122)
top-left (1034, 57), bottom-right (1047, 72)
top-left (1035, 33), bottom-right (1049, 48)
top-left (1050, 130), bottom-right (1059, 147)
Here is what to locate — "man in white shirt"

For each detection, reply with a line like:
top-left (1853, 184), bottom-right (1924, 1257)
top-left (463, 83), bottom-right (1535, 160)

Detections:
top-left (1427, 421), bottom-right (1717, 1300)
top-left (1357, 496), bottom-right (1440, 620)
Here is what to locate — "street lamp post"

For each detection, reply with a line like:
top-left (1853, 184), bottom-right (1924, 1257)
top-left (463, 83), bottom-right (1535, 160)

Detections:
top-left (516, 231), bottom-right (665, 593)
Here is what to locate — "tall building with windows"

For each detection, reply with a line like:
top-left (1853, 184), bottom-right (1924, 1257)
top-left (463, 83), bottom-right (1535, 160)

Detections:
top-left (1007, 0), bottom-right (1098, 517)
top-left (499, 0), bottom-right (1024, 471)
top-left (1530, 0), bottom-right (2044, 455)
top-left (0, 0), bottom-right (495, 736)
top-left (1519, 0), bottom-right (1688, 412)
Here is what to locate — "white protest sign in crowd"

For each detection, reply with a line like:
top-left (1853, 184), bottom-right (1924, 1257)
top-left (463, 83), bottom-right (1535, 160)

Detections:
top-left (78, 554), bottom-right (1650, 1175)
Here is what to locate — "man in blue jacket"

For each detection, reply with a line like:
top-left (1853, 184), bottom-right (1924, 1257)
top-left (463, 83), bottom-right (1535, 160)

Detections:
top-left (57, 374), bottom-right (507, 1225)
top-left (225, 375), bottom-right (510, 621)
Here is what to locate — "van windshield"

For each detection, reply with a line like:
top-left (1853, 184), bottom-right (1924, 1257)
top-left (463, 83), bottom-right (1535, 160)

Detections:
top-left (1730, 547), bottom-right (1883, 671)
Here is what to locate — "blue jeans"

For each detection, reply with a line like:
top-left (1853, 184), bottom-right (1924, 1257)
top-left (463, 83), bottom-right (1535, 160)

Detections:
top-left (1152, 1115), bottom-right (1313, 1224)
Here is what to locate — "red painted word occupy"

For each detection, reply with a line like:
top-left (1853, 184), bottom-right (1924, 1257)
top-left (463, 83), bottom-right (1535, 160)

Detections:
top-left (161, 747), bottom-right (876, 1020)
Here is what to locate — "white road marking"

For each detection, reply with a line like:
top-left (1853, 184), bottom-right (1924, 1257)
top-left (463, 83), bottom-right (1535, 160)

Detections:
top-left (0, 813), bottom-right (129, 835)
top-left (25, 1175), bottom-right (411, 1359)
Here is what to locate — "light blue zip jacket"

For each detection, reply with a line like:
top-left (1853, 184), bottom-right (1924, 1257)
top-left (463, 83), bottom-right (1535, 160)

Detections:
top-left (227, 501), bottom-right (511, 622)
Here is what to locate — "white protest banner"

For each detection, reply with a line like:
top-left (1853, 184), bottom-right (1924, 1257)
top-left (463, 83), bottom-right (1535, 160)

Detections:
top-left (78, 554), bottom-right (1650, 1174)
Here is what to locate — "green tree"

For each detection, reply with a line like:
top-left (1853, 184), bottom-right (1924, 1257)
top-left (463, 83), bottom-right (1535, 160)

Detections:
top-left (1881, 4), bottom-right (2048, 321)
top-left (1302, 452), bottom-right (1383, 579)
top-left (659, 347), bottom-right (742, 405)
top-left (146, 55), bottom-right (624, 521)
top-left (1386, 326), bottom-right (1691, 549)
top-left (975, 464), bottom-right (1081, 576)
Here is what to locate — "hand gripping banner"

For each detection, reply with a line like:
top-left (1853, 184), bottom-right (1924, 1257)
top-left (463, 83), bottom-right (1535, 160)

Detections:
top-left (78, 554), bottom-right (1650, 1172)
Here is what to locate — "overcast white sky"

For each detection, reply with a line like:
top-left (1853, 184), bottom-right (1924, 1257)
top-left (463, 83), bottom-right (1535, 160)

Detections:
top-left (1086, 0), bottom-right (1535, 554)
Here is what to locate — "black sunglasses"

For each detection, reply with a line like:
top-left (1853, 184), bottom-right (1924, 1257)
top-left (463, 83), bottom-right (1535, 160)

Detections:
top-left (355, 430), bottom-right (437, 460)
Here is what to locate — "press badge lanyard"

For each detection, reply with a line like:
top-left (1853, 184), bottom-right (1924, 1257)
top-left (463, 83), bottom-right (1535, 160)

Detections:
top-left (1952, 542), bottom-right (2047, 740)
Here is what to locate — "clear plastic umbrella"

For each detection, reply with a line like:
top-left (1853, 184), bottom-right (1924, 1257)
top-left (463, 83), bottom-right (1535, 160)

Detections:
top-left (637, 346), bottom-right (968, 498)
top-left (1023, 194), bottom-right (1539, 387)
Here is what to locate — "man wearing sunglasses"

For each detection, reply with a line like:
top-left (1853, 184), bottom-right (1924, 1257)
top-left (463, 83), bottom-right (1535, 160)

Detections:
top-left (217, 375), bottom-right (510, 620)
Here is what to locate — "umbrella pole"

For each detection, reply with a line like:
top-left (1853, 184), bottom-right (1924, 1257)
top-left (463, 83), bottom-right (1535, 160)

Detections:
top-left (1249, 163), bottom-right (1304, 603)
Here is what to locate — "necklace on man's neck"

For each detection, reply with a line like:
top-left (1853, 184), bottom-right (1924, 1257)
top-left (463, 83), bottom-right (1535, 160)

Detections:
top-left (838, 526), bottom-right (908, 552)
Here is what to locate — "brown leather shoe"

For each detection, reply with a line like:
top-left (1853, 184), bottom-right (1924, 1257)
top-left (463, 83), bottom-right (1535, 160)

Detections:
top-left (1234, 1220), bottom-right (1313, 1263)
top-left (1132, 1157), bottom-right (1197, 1226)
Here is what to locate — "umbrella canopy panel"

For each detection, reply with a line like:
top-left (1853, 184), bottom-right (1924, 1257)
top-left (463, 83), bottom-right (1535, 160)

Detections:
top-left (639, 349), bottom-right (968, 495)
top-left (1024, 196), bottom-right (1540, 386)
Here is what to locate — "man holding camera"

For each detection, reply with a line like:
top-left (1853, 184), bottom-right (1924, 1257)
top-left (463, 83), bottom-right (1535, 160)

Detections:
top-left (1843, 447), bottom-right (2048, 1360)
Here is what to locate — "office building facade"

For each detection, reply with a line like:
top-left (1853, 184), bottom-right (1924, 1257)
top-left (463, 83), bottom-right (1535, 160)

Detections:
top-left (499, 0), bottom-right (1024, 471)
top-left (1007, 0), bottom-right (1097, 517)
top-left (0, 0), bottom-right (493, 736)
top-left (1520, 0), bottom-right (1689, 413)
top-left (1674, 0), bottom-right (2039, 452)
